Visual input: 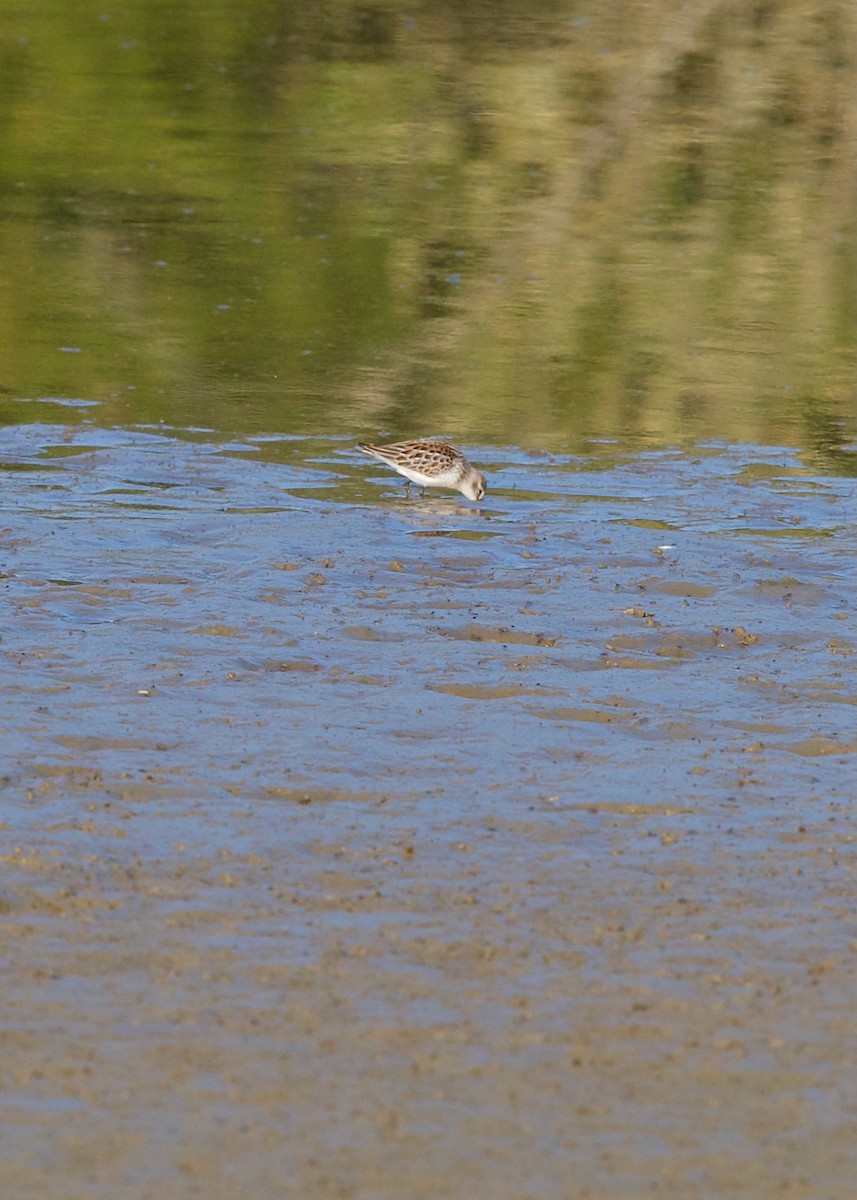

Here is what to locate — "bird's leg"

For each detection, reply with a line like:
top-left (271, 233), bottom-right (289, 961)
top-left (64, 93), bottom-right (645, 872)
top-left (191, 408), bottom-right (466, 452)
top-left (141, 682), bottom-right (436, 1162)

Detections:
top-left (403, 480), bottom-right (411, 498)
top-left (420, 486), bottom-right (426, 497)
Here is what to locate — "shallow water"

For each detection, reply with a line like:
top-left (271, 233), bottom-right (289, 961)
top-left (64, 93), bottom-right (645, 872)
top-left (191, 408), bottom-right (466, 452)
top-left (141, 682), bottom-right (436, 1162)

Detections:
top-left (3, 421), bottom-right (856, 1195)
top-left (5, 421), bottom-right (853, 821)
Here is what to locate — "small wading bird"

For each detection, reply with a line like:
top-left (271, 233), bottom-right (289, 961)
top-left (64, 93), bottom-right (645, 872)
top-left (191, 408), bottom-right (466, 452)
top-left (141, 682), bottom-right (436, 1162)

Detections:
top-left (358, 439), bottom-right (487, 502)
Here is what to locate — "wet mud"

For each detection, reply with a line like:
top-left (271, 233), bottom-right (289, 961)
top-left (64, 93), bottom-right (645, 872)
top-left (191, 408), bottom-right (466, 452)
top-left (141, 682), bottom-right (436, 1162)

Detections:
top-left (2, 422), bottom-right (856, 1198)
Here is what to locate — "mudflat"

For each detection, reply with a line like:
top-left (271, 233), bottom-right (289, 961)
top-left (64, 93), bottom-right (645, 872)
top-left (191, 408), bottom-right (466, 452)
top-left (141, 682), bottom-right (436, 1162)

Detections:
top-left (2, 430), bottom-right (855, 1198)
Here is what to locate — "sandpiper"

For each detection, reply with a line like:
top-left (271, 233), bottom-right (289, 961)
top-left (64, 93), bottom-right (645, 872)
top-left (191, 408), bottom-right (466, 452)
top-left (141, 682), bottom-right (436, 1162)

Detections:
top-left (358, 439), bottom-right (487, 501)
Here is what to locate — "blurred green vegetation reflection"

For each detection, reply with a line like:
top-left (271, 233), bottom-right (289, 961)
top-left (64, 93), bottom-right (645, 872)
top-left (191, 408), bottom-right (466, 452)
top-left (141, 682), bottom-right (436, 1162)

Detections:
top-left (0, 0), bottom-right (854, 463)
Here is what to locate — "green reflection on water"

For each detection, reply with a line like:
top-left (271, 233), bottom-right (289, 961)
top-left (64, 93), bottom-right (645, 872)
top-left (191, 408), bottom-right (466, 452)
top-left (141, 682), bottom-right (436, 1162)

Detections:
top-left (0, 0), bottom-right (854, 465)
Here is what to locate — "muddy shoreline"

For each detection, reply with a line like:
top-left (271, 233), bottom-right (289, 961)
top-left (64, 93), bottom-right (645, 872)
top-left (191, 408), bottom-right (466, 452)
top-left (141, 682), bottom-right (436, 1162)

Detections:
top-left (2, 429), bottom-right (855, 1198)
